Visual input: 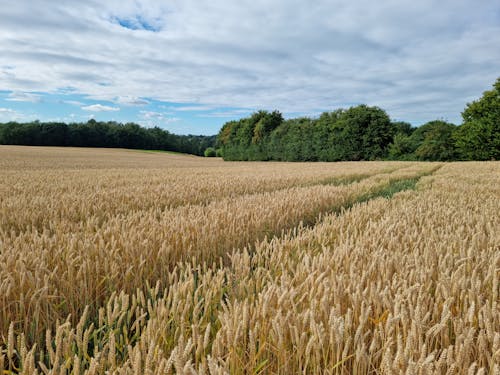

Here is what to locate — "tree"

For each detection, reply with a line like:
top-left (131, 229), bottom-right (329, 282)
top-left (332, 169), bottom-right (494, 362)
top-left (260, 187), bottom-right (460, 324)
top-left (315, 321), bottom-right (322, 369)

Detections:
top-left (218, 106), bottom-right (397, 161)
top-left (358, 106), bottom-right (394, 160)
top-left (388, 133), bottom-right (416, 160)
top-left (0, 120), bottom-right (216, 156)
top-left (387, 122), bottom-right (416, 159)
top-left (217, 111), bottom-right (284, 160)
top-left (314, 110), bottom-right (344, 161)
top-left (391, 121), bottom-right (414, 136)
top-left (252, 110), bottom-right (283, 143)
top-left (454, 77), bottom-right (500, 160)
top-left (331, 105), bottom-right (393, 160)
top-left (415, 121), bottom-right (458, 161)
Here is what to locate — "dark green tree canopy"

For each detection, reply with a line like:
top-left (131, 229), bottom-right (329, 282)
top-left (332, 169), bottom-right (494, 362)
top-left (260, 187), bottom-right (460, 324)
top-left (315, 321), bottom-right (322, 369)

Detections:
top-left (454, 77), bottom-right (500, 160)
top-left (414, 120), bottom-right (458, 161)
top-left (391, 121), bottom-right (415, 136)
top-left (218, 105), bottom-right (395, 161)
top-left (0, 120), bottom-right (216, 156)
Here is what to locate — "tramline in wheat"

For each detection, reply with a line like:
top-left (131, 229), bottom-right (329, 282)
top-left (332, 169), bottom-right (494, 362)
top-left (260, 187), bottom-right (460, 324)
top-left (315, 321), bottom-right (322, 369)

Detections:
top-left (0, 146), bottom-right (498, 374)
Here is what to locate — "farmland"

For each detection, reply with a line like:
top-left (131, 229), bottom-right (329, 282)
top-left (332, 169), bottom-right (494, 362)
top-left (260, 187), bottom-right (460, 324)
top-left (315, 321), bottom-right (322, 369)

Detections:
top-left (0, 146), bottom-right (498, 374)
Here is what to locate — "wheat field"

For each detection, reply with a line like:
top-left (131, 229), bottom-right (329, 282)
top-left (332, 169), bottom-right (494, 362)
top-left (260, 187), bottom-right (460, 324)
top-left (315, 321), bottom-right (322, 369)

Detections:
top-left (0, 146), bottom-right (498, 374)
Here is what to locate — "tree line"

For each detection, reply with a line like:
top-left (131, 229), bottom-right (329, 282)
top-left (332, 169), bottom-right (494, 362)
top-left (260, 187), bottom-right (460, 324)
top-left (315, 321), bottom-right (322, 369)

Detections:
top-left (0, 119), bottom-right (216, 156)
top-left (1, 77), bottom-right (497, 160)
top-left (217, 77), bottom-right (499, 161)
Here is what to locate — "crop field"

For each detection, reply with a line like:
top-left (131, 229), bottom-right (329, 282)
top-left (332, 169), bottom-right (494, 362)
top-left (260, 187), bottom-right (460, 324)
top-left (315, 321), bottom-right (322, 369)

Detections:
top-left (0, 146), bottom-right (498, 374)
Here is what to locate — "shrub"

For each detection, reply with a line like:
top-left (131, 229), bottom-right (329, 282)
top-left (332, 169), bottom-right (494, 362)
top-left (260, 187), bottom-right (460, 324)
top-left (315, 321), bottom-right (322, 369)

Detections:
top-left (204, 147), bottom-right (216, 157)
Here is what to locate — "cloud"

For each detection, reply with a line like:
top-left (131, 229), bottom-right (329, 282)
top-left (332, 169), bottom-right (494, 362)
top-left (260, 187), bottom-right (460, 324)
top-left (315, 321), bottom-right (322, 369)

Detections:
top-left (81, 104), bottom-right (120, 112)
top-left (64, 100), bottom-right (84, 106)
top-left (198, 109), bottom-right (253, 118)
top-left (0, 1), bottom-right (499, 125)
top-left (139, 110), bottom-right (180, 128)
top-left (0, 107), bottom-right (18, 121)
top-left (172, 105), bottom-right (214, 112)
top-left (0, 107), bottom-right (38, 122)
top-left (140, 110), bottom-right (179, 122)
top-left (6, 92), bottom-right (42, 103)
top-left (115, 96), bottom-right (149, 106)
top-left (140, 110), bottom-right (163, 119)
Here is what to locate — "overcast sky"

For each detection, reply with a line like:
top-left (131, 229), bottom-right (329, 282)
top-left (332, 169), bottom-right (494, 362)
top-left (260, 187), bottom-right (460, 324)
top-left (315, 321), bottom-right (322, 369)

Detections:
top-left (0, 0), bottom-right (499, 134)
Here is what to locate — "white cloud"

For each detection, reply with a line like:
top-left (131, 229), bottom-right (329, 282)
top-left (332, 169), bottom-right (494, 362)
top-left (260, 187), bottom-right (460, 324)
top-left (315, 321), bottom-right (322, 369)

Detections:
top-left (0, 1), bottom-right (499, 125)
top-left (64, 100), bottom-right (84, 106)
top-left (198, 109), bottom-right (253, 118)
top-left (140, 110), bottom-right (163, 118)
top-left (165, 118), bottom-right (180, 123)
top-left (140, 110), bottom-right (179, 121)
top-left (81, 104), bottom-right (120, 112)
top-left (0, 107), bottom-right (16, 114)
top-left (115, 96), bottom-right (149, 106)
top-left (139, 110), bottom-right (180, 128)
top-left (0, 107), bottom-right (38, 122)
top-left (172, 105), bottom-right (214, 112)
top-left (6, 92), bottom-right (41, 103)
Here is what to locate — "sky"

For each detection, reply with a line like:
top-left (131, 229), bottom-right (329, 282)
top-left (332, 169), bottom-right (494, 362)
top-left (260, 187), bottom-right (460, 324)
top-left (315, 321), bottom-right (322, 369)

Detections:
top-left (0, 1), bottom-right (499, 135)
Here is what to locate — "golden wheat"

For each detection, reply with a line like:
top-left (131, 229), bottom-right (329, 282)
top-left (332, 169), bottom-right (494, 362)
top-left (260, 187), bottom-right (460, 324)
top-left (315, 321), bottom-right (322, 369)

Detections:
top-left (0, 146), bottom-right (498, 374)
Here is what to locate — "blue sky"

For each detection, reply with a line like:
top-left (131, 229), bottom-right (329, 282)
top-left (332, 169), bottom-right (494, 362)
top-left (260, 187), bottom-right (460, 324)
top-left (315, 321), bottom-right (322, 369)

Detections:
top-left (0, 90), bottom-right (254, 135)
top-left (1, 0), bottom-right (499, 135)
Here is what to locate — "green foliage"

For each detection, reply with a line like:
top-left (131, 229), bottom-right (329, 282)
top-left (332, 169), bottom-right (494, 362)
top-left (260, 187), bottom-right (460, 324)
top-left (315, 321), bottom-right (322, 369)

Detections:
top-left (454, 77), bottom-right (500, 160)
top-left (217, 110), bottom-right (284, 161)
top-left (204, 147), bottom-right (216, 157)
top-left (415, 121), bottom-right (458, 161)
top-left (388, 120), bottom-right (458, 161)
top-left (218, 105), bottom-right (395, 161)
top-left (388, 133), bottom-right (417, 160)
top-left (347, 105), bottom-right (393, 160)
top-left (0, 120), bottom-right (216, 156)
top-left (391, 121), bottom-right (415, 136)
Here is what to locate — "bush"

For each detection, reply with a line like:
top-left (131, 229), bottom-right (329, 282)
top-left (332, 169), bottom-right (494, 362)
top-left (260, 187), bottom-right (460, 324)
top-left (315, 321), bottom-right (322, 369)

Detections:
top-left (204, 147), bottom-right (216, 157)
